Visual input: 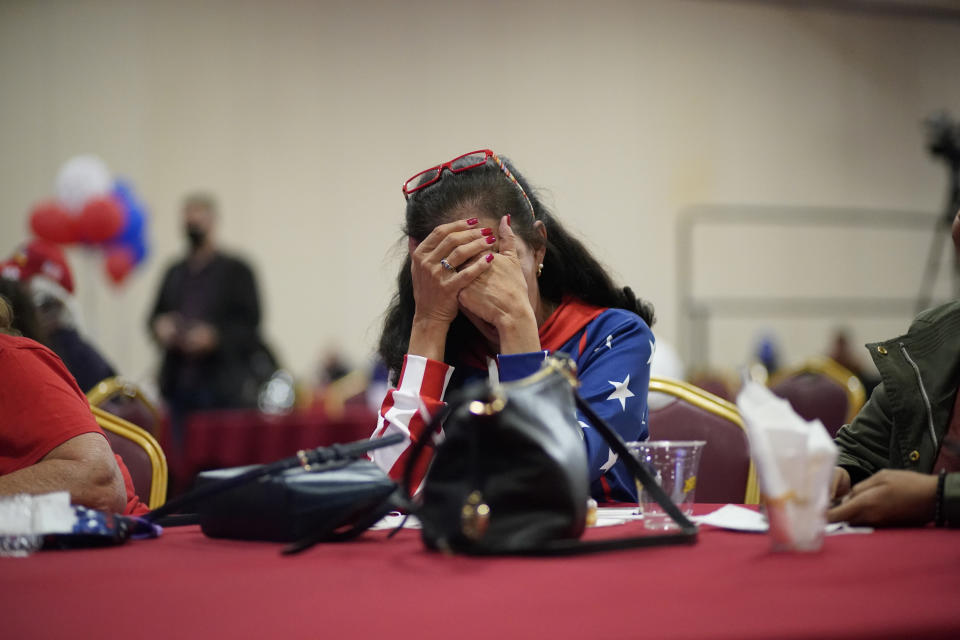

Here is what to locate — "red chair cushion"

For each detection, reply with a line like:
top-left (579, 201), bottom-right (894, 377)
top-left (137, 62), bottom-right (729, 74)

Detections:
top-left (102, 430), bottom-right (153, 502)
top-left (770, 373), bottom-right (848, 437)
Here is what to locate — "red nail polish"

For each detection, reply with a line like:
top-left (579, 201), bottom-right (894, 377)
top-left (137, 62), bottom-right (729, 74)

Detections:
top-left (506, 214), bottom-right (511, 226)
top-left (466, 217), bottom-right (479, 225)
top-left (481, 227), bottom-right (493, 236)
top-left (486, 236), bottom-right (496, 244)
top-left (485, 253), bottom-right (494, 263)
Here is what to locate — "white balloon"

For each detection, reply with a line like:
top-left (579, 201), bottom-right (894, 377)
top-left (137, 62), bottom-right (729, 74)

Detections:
top-left (55, 155), bottom-right (112, 213)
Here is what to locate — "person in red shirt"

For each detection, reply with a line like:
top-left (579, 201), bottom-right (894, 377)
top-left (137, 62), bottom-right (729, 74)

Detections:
top-left (0, 296), bottom-right (147, 515)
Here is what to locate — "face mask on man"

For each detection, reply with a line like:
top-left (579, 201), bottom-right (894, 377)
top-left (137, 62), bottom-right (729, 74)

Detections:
top-left (185, 225), bottom-right (206, 250)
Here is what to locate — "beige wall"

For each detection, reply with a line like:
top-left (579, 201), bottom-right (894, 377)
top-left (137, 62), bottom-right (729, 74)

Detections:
top-left (1, 0), bottom-right (958, 389)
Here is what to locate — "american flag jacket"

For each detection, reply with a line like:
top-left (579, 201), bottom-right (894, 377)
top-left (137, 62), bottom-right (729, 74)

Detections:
top-left (370, 297), bottom-right (654, 502)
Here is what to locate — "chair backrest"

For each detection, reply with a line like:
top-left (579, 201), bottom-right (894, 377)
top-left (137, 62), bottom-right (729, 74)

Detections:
top-left (91, 406), bottom-right (168, 509)
top-left (87, 377), bottom-right (164, 439)
top-left (647, 377), bottom-right (759, 504)
top-left (769, 356), bottom-right (866, 438)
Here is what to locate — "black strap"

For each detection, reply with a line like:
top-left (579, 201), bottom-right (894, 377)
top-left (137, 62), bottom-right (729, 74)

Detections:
top-left (574, 391), bottom-right (698, 534)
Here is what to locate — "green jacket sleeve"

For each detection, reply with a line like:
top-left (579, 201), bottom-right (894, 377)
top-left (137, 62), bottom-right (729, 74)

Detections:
top-left (835, 383), bottom-right (895, 484)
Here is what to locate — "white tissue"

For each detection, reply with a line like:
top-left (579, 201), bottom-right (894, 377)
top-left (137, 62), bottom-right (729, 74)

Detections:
top-left (737, 381), bottom-right (838, 551)
top-left (0, 492), bottom-right (77, 536)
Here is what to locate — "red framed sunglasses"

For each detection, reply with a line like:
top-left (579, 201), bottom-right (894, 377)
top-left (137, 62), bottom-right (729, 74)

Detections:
top-left (402, 149), bottom-right (536, 218)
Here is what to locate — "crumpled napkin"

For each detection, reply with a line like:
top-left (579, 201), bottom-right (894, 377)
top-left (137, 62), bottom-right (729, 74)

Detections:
top-left (737, 381), bottom-right (838, 551)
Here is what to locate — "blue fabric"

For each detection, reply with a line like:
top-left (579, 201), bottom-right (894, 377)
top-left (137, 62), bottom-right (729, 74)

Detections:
top-left (454, 309), bottom-right (653, 502)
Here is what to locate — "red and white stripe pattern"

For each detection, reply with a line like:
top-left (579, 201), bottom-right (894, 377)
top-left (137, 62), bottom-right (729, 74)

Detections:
top-left (369, 354), bottom-right (454, 488)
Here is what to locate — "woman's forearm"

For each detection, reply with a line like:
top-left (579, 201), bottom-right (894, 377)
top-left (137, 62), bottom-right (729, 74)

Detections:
top-left (496, 307), bottom-right (541, 355)
top-left (408, 315), bottom-right (450, 362)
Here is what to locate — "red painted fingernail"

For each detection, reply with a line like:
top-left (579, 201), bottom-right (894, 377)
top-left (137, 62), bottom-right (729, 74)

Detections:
top-left (466, 217), bottom-right (479, 225)
top-left (506, 214), bottom-right (511, 226)
top-left (486, 236), bottom-right (496, 244)
top-left (485, 253), bottom-right (494, 263)
top-left (481, 227), bottom-right (493, 236)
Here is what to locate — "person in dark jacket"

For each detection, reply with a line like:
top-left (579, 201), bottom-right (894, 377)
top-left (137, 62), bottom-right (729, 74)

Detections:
top-left (148, 194), bottom-right (273, 444)
top-left (828, 209), bottom-right (960, 527)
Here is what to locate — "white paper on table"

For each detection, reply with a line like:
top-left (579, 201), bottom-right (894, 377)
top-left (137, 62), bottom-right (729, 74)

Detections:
top-left (370, 512), bottom-right (422, 530)
top-left (32, 491), bottom-right (77, 534)
top-left (694, 504), bottom-right (873, 536)
top-left (0, 491), bottom-right (77, 535)
top-left (693, 504), bottom-right (768, 532)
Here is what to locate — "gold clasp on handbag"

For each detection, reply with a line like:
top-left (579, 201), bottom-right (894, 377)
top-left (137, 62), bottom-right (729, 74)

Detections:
top-left (545, 355), bottom-right (580, 388)
top-left (468, 393), bottom-right (506, 416)
top-left (461, 490), bottom-right (490, 541)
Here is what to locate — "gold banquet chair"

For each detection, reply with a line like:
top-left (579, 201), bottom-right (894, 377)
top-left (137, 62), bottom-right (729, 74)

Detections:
top-left (91, 406), bottom-right (168, 509)
top-left (769, 356), bottom-right (866, 438)
top-left (647, 377), bottom-right (760, 504)
top-left (87, 376), bottom-right (164, 440)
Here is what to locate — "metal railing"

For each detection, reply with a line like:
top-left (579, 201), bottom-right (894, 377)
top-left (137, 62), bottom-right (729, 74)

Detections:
top-left (676, 204), bottom-right (957, 368)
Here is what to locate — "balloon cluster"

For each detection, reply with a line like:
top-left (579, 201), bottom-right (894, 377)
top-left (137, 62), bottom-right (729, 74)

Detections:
top-left (27, 155), bottom-right (149, 286)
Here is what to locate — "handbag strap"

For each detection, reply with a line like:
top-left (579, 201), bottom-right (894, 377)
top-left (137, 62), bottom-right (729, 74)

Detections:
top-left (573, 391), bottom-right (698, 534)
top-left (499, 390), bottom-right (697, 555)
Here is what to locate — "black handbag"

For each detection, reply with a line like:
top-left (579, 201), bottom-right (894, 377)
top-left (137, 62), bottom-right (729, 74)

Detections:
top-left (405, 354), bottom-right (698, 555)
top-left (144, 435), bottom-right (404, 554)
top-left (195, 459), bottom-right (397, 544)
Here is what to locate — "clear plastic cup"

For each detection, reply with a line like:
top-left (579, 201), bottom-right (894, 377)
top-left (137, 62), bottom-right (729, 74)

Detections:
top-left (626, 440), bottom-right (706, 530)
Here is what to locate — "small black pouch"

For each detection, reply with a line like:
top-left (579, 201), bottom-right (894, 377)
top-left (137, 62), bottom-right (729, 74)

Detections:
top-left (196, 459), bottom-right (397, 543)
top-left (144, 436), bottom-right (404, 553)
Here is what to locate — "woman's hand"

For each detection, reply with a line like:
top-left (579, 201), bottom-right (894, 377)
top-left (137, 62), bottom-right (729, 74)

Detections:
top-left (458, 216), bottom-right (541, 354)
top-left (407, 217), bottom-right (495, 361)
top-left (826, 469), bottom-right (938, 527)
top-left (830, 467), bottom-right (851, 502)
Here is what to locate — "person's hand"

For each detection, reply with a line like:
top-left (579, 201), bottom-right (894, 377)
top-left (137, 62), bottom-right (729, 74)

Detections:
top-left (826, 469), bottom-right (938, 527)
top-left (181, 322), bottom-right (219, 355)
top-left (457, 215), bottom-right (539, 354)
top-left (830, 467), bottom-right (851, 502)
top-left (152, 313), bottom-right (180, 348)
top-left (407, 217), bottom-right (495, 361)
top-left (409, 217), bottom-right (496, 325)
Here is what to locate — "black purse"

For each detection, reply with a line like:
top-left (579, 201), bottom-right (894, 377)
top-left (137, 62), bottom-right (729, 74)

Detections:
top-left (405, 354), bottom-right (698, 555)
top-left (195, 459), bottom-right (396, 545)
top-left (144, 436), bottom-right (403, 554)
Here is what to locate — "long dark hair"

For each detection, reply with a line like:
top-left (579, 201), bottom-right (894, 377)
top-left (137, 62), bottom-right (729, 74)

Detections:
top-left (0, 279), bottom-right (46, 342)
top-left (378, 154), bottom-right (654, 382)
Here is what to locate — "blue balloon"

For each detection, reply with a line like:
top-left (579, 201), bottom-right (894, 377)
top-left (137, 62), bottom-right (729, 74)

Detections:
top-left (120, 205), bottom-right (145, 243)
top-left (127, 235), bottom-right (148, 264)
top-left (110, 178), bottom-right (150, 266)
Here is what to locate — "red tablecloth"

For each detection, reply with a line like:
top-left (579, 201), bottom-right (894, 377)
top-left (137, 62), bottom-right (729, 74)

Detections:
top-left (2, 508), bottom-right (959, 639)
top-left (169, 406), bottom-right (377, 489)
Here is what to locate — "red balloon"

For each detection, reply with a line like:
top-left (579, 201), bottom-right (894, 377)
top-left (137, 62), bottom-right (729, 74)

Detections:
top-left (78, 196), bottom-right (124, 244)
top-left (29, 200), bottom-right (77, 244)
top-left (104, 246), bottom-right (135, 285)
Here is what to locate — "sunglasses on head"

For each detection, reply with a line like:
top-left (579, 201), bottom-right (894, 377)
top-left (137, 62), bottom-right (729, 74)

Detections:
top-left (402, 149), bottom-right (536, 219)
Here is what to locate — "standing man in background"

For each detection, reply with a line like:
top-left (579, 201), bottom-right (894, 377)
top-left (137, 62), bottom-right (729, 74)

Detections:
top-left (149, 194), bottom-right (274, 446)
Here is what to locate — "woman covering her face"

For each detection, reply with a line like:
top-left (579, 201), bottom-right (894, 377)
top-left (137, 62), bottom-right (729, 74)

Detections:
top-left (370, 150), bottom-right (656, 502)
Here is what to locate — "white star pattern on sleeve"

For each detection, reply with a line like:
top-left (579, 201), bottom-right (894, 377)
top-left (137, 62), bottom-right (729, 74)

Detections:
top-left (593, 333), bottom-right (614, 353)
top-left (599, 448), bottom-right (619, 473)
top-left (647, 339), bottom-right (655, 365)
top-left (607, 375), bottom-right (634, 410)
